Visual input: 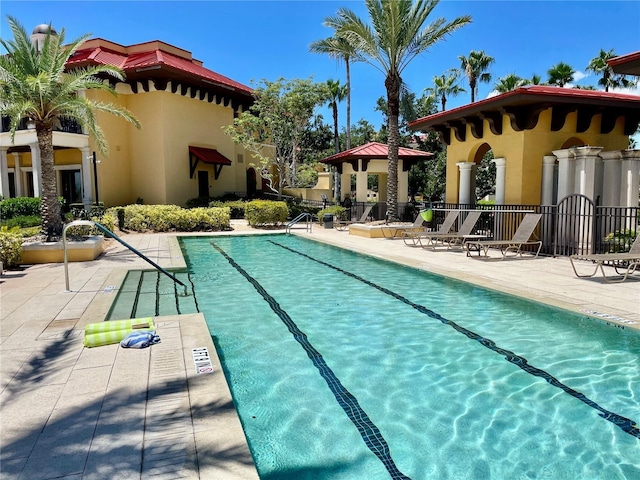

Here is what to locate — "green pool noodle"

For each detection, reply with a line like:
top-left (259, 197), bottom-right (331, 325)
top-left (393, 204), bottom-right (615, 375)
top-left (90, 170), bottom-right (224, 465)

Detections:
top-left (420, 209), bottom-right (433, 222)
top-left (84, 318), bottom-right (154, 335)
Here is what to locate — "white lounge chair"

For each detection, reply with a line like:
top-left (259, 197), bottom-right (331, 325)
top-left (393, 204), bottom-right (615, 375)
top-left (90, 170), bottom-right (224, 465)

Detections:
top-left (402, 210), bottom-right (460, 248)
top-left (569, 233), bottom-right (640, 283)
top-left (335, 205), bottom-right (373, 231)
top-left (464, 213), bottom-right (543, 259)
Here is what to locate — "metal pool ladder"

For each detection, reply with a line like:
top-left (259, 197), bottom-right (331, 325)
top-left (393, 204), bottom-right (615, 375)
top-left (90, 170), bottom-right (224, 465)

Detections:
top-left (286, 212), bottom-right (313, 234)
top-left (63, 220), bottom-right (187, 295)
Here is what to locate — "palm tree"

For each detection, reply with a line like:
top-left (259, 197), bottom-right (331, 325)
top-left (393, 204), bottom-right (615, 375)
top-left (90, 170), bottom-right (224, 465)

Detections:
top-left (325, 79), bottom-right (348, 154)
top-left (426, 70), bottom-right (465, 111)
top-left (310, 33), bottom-right (357, 149)
top-left (586, 48), bottom-right (635, 92)
top-left (459, 50), bottom-right (494, 103)
top-left (325, 0), bottom-right (470, 221)
top-left (547, 62), bottom-right (575, 87)
top-left (494, 73), bottom-right (525, 93)
top-left (0, 16), bottom-right (140, 235)
top-left (527, 74), bottom-right (543, 85)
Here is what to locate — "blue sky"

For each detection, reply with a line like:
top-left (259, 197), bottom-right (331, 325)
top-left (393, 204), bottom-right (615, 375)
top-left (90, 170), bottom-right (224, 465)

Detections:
top-left (2, 1), bottom-right (639, 130)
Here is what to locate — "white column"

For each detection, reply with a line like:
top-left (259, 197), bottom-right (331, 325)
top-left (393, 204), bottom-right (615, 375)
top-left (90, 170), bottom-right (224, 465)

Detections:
top-left (456, 162), bottom-right (474, 205)
top-left (599, 150), bottom-right (622, 207)
top-left (491, 157), bottom-right (507, 205)
top-left (355, 159), bottom-right (368, 202)
top-left (541, 155), bottom-right (557, 206)
top-left (81, 146), bottom-right (92, 205)
top-left (12, 153), bottom-right (22, 196)
top-left (398, 161), bottom-right (409, 204)
top-left (30, 143), bottom-right (42, 197)
top-left (0, 148), bottom-right (9, 197)
top-left (620, 149), bottom-right (640, 208)
top-left (572, 146), bottom-right (603, 203)
top-left (552, 148), bottom-right (575, 201)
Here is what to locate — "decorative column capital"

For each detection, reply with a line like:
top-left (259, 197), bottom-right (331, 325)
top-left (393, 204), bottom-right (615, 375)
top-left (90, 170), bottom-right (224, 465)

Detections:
top-left (542, 155), bottom-right (557, 165)
top-left (599, 150), bottom-right (623, 161)
top-left (456, 161), bottom-right (474, 171)
top-left (552, 148), bottom-right (575, 160)
top-left (491, 157), bottom-right (506, 167)
top-left (570, 145), bottom-right (604, 158)
top-left (621, 149), bottom-right (640, 161)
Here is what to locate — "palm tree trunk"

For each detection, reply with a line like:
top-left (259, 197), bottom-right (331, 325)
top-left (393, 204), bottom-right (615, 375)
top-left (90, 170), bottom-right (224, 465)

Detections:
top-left (346, 57), bottom-right (351, 150)
top-left (385, 73), bottom-right (401, 222)
top-left (332, 103), bottom-right (339, 154)
top-left (36, 124), bottom-right (63, 235)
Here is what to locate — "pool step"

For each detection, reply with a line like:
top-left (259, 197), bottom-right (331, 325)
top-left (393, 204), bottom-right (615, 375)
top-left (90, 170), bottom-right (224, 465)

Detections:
top-left (106, 270), bottom-right (198, 320)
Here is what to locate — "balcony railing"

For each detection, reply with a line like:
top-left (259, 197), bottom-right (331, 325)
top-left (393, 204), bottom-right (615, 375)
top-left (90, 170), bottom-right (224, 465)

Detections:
top-left (1, 116), bottom-right (83, 134)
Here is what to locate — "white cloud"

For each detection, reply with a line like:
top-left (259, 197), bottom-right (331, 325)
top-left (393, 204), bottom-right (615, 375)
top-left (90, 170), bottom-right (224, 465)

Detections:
top-left (573, 70), bottom-right (589, 82)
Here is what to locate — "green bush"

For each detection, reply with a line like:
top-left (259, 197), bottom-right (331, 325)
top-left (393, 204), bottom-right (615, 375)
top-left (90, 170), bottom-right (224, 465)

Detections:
top-left (105, 204), bottom-right (230, 232)
top-left (185, 196), bottom-right (212, 208)
top-left (209, 200), bottom-right (246, 219)
top-left (1, 215), bottom-right (41, 228)
top-left (0, 226), bottom-right (23, 268)
top-left (316, 205), bottom-right (347, 223)
top-left (245, 200), bottom-right (288, 226)
top-left (605, 229), bottom-right (637, 253)
top-left (0, 197), bottom-right (41, 219)
top-left (287, 201), bottom-right (322, 221)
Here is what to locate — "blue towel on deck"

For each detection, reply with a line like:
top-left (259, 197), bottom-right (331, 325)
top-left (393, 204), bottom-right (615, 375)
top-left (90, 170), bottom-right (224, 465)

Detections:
top-left (120, 331), bottom-right (161, 349)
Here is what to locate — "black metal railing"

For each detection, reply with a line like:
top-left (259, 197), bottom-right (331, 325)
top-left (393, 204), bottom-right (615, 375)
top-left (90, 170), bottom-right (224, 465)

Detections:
top-left (1, 115), bottom-right (83, 134)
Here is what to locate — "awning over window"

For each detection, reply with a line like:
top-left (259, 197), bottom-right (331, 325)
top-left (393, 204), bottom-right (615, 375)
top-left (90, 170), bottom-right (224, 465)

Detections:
top-left (189, 146), bottom-right (232, 179)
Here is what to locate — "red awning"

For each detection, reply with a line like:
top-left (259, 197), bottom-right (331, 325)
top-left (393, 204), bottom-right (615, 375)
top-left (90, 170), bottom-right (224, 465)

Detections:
top-left (189, 146), bottom-right (232, 165)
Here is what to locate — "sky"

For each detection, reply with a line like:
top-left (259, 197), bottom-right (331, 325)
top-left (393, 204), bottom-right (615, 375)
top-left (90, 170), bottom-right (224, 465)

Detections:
top-left (1, 0), bottom-right (639, 130)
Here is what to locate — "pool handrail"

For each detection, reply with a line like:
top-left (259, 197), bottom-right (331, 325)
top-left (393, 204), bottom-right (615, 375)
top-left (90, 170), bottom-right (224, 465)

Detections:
top-left (63, 220), bottom-right (186, 293)
top-left (286, 212), bottom-right (313, 234)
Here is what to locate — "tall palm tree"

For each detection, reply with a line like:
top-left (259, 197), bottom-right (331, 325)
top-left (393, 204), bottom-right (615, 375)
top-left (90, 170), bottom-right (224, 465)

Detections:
top-left (459, 50), bottom-right (494, 103)
top-left (325, 0), bottom-right (470, 221)
top-left (494, 73), bottom-right (525, 93)
top-left (426, 70), bottom-right (465, 111)
top-left (325, 79), bottom-right (348, 154)
top-left (310, 33), bottom-right (357, 149)
top-left (0, 16), bottom-right (140, 235)
top-left (586, 48), bottom-right (634, 92)
top-left (547, 62), bottom-right (575, 87)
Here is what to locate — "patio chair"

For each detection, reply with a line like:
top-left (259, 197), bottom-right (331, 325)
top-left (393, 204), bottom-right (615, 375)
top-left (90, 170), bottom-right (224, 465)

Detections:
top-left (380, 213), bottom-right (426, 239)
top-left (402, 210), bottom-right (460, 248)
top-left (464, 213), bottom-right (543, 259)
top-left (569, 233), bottom-right (640, 283)
top-left (335, 205), bottom-right (373, 231)
top-left (405, 210), bottom-right (482, 250)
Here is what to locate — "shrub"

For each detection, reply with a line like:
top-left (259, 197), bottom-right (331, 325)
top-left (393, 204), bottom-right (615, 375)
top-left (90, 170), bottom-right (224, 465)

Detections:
top-left (605, 229), bottom-right (637, 253)
top-left (0, 197), bottom-right (41, 219)
top-left (316, 205), bottom-right (347, 223)
top-left (105, 204), bottom-right (230, 232)
top-left (287, 200), bottom-right (322, 221)
top-left (245, 200), bottom-right (288, 226)
top-left (185, 196), bottom-right (212, 208)
top-left (1, 215), bottom-right (41, 229)
top-left (209, 200), bottom-right (246, 219)
top-left (0, 226), bottom-right (23, 268)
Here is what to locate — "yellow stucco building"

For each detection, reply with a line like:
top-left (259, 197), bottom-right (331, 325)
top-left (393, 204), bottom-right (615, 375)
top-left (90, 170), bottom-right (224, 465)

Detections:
top-left (0, 29), bottom-right (260, 208)
top-left (409, 86), bottom-right (640, 207)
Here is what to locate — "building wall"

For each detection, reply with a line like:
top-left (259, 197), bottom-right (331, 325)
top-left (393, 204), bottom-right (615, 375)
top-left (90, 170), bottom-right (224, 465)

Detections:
top-left (445, 108), bottom-right (630, 205)
top-left (86, 83), bottom-right (248, 207)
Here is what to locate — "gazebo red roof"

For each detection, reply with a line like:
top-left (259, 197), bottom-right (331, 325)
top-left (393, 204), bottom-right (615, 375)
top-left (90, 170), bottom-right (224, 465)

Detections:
top-left (320, 142), bottom-right (433, 165)
top-left (66, 38), bottom-right (253, 102)
top-left (607, 51), bottom-right (640, 76)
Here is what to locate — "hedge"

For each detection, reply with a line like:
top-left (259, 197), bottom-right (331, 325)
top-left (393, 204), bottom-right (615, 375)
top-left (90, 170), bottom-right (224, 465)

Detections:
top-left (0, 197), bottom-right (41, 220)
top-left (245, 200), bottom-right (288, 226)
top-left (106, 204), bottom-right (230, 232)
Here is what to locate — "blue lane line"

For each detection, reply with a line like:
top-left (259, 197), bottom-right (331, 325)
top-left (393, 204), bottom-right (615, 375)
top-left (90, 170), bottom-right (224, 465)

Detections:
top-left (210, 242), bottom-right (411, 480)
top-left (270, 240), bottom-right (640, 440)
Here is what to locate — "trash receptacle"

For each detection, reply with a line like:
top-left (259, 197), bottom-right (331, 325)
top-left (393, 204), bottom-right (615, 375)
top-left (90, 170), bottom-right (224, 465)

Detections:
top-left (323, 214), bottom-right (333, 229)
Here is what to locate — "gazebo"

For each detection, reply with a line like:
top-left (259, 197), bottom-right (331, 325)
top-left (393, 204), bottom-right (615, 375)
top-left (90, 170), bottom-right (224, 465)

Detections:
top-left (319, 141), bottom-right (433, 204)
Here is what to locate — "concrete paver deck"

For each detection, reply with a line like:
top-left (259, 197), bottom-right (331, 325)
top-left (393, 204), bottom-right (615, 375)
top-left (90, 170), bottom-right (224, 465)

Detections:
top-left (1, 221), bottom-right (638, 479)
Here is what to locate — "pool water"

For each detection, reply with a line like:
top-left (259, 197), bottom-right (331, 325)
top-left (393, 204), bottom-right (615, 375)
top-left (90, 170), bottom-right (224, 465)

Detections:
top-left (179, 234), bottom-right (640, 480)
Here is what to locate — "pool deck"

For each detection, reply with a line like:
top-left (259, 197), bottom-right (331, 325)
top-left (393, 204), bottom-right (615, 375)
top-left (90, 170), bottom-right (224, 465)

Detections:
top-left (1, 220), bottom-right (638, 480)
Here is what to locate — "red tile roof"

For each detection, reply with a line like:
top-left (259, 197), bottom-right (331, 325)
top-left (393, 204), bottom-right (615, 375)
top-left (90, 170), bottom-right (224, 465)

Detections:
top-left (320, 142), bottom-right (433, 164)
top-left (409, 85), bottom-right (640, 131)
top-left (66, 39), bottom-right (252, 96)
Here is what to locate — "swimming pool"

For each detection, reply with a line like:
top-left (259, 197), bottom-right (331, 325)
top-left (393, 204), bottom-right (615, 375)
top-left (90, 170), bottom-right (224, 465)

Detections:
top-left (179, 234), bottom-right (640, 480)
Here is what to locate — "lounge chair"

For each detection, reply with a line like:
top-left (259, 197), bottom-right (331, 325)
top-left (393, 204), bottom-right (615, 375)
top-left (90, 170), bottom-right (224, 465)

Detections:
top-left (569, 233), bottom-right (640, 283)
top-left (380, 213), bottom-right (426, 239)
top-left (335, 205), bottom-right (373, 231)
top-left (402, 210), bottom-right (460, 248)
top-left (464, 213), bottom-right (543, 259)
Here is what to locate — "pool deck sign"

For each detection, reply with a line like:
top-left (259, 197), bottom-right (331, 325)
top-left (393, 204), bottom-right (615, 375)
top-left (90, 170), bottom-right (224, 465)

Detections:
top-left (192, 347), bottom-right (214, 374)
